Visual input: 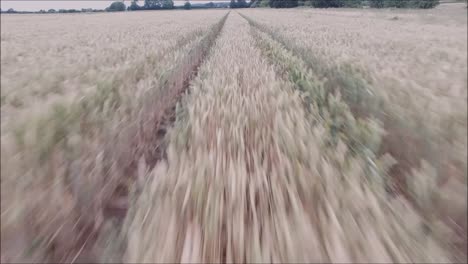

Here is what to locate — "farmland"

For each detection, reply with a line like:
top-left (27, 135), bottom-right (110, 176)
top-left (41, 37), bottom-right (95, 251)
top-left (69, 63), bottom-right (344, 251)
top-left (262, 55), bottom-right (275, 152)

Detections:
top-left (1, 4), bottom-right (467, 263)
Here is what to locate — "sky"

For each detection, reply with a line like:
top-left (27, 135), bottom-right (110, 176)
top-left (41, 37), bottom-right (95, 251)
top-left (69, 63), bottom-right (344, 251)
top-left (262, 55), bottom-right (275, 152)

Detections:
top-left (0, 0), bottom-right (229, 11)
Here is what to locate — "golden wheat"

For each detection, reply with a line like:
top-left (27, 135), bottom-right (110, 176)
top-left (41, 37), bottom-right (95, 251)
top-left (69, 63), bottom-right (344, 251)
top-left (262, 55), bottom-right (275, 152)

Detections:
top-left (0, 10), bottom-right (227, 262)
top-left (240, 7), bottom-right (467, 261)
top-left (124, 12), bottom-right (452, 263)
top-left (1, 5), bottom-right (466, 263)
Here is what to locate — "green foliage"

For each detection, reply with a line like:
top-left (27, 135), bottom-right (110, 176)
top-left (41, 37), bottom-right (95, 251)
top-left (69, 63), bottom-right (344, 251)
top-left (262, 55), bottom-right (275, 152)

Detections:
top-left (162, 0), bottom-right (174, 9)
top-left (369, 0), bottom-right (439, 8)
top-left (129, 0), bottom-right (143, 10)
top-left (144, 0), bottom-right (174, 9)
top-left (343, 0), bottom-right (362, 7)
top-left (184, 1), bottom-right (192, 9)
top-left (59, 9), bottom-right (80, 13)
top-left (0, 95), bottom-right (6, 106)
top-left (230, 0), bottom-right (249, 8)
top-left (369, 0), bottom-right (385, 8)
top-left (390, 0), bottom-right (408, 7)
top-left (107, 1), bottom-right (126, 12)
top-left (310, 0), bottom-right (362, 8)
top-left (35, 103), bottom-right (80, 163)
top-left (250, 25), bottom-right (384, 172)
top-left (310, 0), bottom-right (343, 7)
top-left (259, 0), bottom-right (270, 7)
top-left (302, 0), bottom-right (437, 8)
top-left (408, 0), bottom-right (439, 8)
top-left (269, 0), bottom-right (299, 8)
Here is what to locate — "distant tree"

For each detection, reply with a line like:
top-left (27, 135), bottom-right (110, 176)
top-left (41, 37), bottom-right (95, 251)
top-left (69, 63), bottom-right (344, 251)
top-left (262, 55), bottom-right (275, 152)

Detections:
top-left (129, 0), bottom-right (142, 10)
top-left (206, 1), bottom-right (216, 8)
top-left (48, 9), bottom-right (56, 13)
top-left (230, 0), bottom-right (238, 8)
top-left (230, 0), bottom-right (249, 8)
top-left (239, 0), bottom-right (249, 7)
top-left (408, 0), bottom-right (439, 8)
top-left (145, 0), bottom-right (173, 9)
top-left (259, 0), bottom-right (270, 7)
top-left (311, 0), bottom-right (344, 7)
top-left (270, 0), bottom-right (298, 8)
top-left (368, 0), bottom-right (438, 8)
top-left (162, 0), bottom-right (174, 9)
top-left (184, 1), bottom-right (192, 9)
top-left (369, 0), bottom-right (385, 8)
top-left (391, 0), bottom-right (408, 7)
top-left (107, 1), bottom-right (126, 11)
top-left (6, 8), bottom-right (16, 13)
top-left (343, 0), bottom-right (362, 7)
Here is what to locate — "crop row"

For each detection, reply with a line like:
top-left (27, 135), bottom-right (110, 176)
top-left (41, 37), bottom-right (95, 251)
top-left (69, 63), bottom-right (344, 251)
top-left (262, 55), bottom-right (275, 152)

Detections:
top-left (122, 12), bottom-right (452, 263)
top-left (240, 10), bottom-right (466, 261)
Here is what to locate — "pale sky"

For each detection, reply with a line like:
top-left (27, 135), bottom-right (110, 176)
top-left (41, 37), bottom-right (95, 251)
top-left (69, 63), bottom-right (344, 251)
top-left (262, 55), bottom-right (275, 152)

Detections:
top-left (0, 0), bottom-right (229, 11)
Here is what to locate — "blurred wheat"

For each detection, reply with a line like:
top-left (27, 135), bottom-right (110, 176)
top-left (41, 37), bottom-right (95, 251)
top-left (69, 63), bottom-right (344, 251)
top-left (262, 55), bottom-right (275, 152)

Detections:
top-left (1, 5), bottom-right (466, 264)
top-left (0, 10), bottom-right (227, 262)
top-left (123, 12), bottom-right (454, 263)
top-left (241, 7), bottom-right (467, 262)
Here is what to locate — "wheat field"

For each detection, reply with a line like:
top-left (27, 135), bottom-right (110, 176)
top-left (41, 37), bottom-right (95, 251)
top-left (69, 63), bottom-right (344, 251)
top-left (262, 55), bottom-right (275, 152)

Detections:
top-left (1, 4), bottom-right (466, 263)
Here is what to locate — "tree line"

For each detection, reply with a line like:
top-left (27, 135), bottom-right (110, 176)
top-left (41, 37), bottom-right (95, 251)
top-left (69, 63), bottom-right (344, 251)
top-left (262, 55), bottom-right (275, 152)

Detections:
top-left (230, 0), bottom-right (251, 8)
top-left (128, 0), bottom-right (231, 11)
top-left (1, 0), bottom-right (441, 14)
top-left (0, 8), bottom-right (106, 14)
top-left (0, 0), bottom-right (229, 14)
top-left (260, 0), bottom-right (440, 8)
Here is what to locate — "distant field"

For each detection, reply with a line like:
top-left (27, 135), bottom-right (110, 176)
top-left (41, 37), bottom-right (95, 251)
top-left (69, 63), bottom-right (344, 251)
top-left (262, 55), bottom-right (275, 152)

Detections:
top-left (1, 4), bottom-right (466, 263)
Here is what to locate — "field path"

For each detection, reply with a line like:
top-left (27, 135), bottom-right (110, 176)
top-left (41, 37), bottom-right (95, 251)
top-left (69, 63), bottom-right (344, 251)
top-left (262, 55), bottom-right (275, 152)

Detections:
top-left (124, 12), bottom-right (321, 263)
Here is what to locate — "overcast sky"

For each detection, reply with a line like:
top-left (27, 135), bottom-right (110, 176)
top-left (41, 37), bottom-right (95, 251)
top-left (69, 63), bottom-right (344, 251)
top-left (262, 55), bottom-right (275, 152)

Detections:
top-left (0, 0), bottom-right (229, 11)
